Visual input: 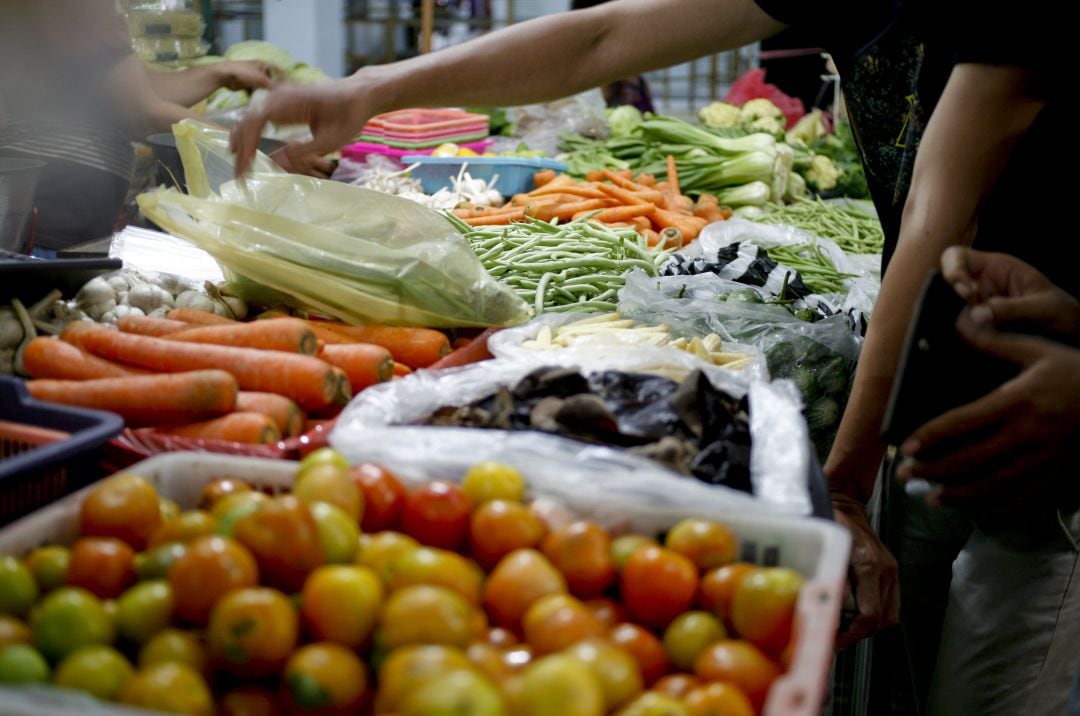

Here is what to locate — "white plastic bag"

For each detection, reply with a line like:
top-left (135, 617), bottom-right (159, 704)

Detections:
top-left (487, 313), bottom-right (770, 386)
top-left (506, 89), bottom-right (609, 155)
top-left (331, 356), bottom-right (813, 515)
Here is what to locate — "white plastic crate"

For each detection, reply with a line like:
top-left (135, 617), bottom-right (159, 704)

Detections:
top-left (0, 452), bottom-right (850, 716)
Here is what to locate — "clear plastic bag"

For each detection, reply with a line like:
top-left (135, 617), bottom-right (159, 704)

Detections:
top-left (137, 121), bottom-right (531, 328)
top-left (488, 313), bottom-right (770, 386)
top-left (619, 269), bottom-right (860, 459)
top-left (506, 89), bottom-right (609, 155)
top-left (331, 355), bottom-right (813, 515)
top-left (696, 218), bottom-right (880, 317)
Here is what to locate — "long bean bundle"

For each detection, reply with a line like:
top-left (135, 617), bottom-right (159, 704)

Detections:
top-left (753, 198), bottom-right (884, 255)
top-left (766, 243), bottom-right (856, 294)
top-left (450, 215), bottom-right (672, 315)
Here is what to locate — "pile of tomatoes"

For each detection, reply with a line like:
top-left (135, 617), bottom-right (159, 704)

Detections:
top-left (0, 449), bottom-right (805, 716)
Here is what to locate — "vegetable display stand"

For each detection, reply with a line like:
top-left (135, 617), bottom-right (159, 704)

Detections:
top-left (0, 452), bottom-right (850, 716)
top-left (0, 377), bottom-right (123, 526)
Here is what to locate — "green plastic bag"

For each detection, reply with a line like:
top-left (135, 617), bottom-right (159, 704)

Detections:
top-left (138, 121), bottom-right (531, 328)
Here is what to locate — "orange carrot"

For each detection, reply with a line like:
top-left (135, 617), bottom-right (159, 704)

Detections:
top-left (166, 307), bottom-right (235, 326)
top-left (596, 183), bottom-right (660, 207)
top-left (116, 315), bottom-right (191, 337)
top-left (584, 170), bottom-right (605, 182)
top-left (652, 209), bottom-right (708, 241)
top-left (393, 362), bottom-right (412, 377)
top-left (22, 337), bottom-right (147, 381)
top-left (527, 199), bottom-right (608, 222)
top-left (63, 322), bottom-right (344, 412)
top-left (591, 204), bottom-right (657, 223)
top-left (533, 168), bottom-right (557, 187)
top-left (160, 412), bottom-right (281, 445)
top-left (27, 370), bottom-right (237, 427)
top-left (602, 170), bottom-right (657, 196)
top-left (235, 392), bottom-right (304, 438)
top-left (643, 229), bottom-right (662, 247)
top-left (629, 215), bottom-right (654, 233)
top-left (464, 209), bottom-right (526, 226)
top-left (257, 312), bottom-right (356, 346)
top-left (528, 185), bottom-right (609, 201)
top-left (167, 318), bottom-right (318, 355)
top-left (318, 343), bottom-right (394, 393)
top-left (635, 173), bottom-right (657, 187)
top-left (666, 155), bottom-right (681, 196)
top-left (319, 324), bottom-right (450, 369)
top-left (427, 328), bottom-right (498, 370)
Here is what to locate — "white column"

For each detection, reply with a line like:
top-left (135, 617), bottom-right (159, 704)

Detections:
top-left (263, 0), bottom-right (346, 78)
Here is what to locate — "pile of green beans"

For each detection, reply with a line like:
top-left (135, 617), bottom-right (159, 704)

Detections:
top-left (450, 215), bottom-right (671, 315)
top-left (767, 243), bottom-right (856, 295)
top-left (754, 198), bottom-right (884, 255)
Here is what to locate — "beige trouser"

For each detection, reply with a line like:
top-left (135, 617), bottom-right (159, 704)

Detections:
top-left (925, 508), bottom-right (1080, 715)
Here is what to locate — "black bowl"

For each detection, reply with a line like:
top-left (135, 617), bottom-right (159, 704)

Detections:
top-left (146, 133), bottom-right (286, 192)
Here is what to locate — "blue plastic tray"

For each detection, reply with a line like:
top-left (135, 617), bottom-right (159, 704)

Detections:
top-left (0, 376), bottom-right (124, 525)
top-left (401, 156), bottom-right (568, 197)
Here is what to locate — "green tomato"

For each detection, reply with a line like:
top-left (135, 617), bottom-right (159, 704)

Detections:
top-left (134, 542), bottom-right (188, 581)
top-left (310, 502), bottom-right (360, 564)
top-left (31, 587), bottom-right (114, 662)
top-left (116, 581), bottom-right (174, 644)
top-left (298, 448), bottom-right (349, 478)
top-left (662, 611), bottom-right (726, 671)
top-left (0, 556), bottom-right (38, 617)
top-left (26, 546), bottom-right (70, 593)
top-left (401, 668), bottom-right (506, 716)
top-left (53, 645), bottom-right (133, 700)
top-left (0, 644), bottom-right (49, 684)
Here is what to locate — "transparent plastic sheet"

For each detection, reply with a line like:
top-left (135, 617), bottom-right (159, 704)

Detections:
top-left (619, 269), bottom-right (860, 460)
top-left (697, 218), bottom-right (881, 317)
top-left (506, 89), bottom-right (609, 155)
top-left (331, 356), bottom-right (813, 515)
top-left (137, 121), bottom-right (531, 328)
top-left (487, 313), bottom-right (769, 387)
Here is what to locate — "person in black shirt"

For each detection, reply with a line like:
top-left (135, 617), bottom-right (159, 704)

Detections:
top-left (228, 1), bottom-right (1077, 711)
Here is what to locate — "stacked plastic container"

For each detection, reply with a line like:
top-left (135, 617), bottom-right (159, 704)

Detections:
top-left (342, 109), bottom-right (493, 161)
top-left (123, 1), bottom-right (209, 67)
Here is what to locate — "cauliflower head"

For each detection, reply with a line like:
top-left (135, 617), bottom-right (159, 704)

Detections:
top-left (805, 155), bottom-right (842, 192)
top-left (698, 101), bottom-right (741, 129)
top-left (739, 98), bottom-right (784, 124)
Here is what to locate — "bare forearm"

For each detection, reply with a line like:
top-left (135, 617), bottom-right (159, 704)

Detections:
top-left (352, 0), bottom-right (782, 113)
top-left (148, 66), bottom-right (222, 107)
top-left (826, 64), bottom-right (1046, 501)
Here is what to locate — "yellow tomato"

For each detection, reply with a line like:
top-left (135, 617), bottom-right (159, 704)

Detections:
top-left (301, 565), bottom-right (383, 648)
top-left (376, 644), bottom-right (472, 714)
top-left (379, 585), bottom-right (480, 650)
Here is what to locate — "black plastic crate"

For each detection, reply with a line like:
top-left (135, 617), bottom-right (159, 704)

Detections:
top-left (0, 376), bottom-right (123, 525)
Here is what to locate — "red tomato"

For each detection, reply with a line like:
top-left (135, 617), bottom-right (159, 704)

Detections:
top-left (349, 464), bottom-right (407, 533)
top-left (66, 538), bottom-right (135, 599)
top-left (609, 623), bottom-right (669, 686)
top-left (233, 496), bottom-right (324, 593)
top-left (79, 474), bottom-right (161, 550)
top-left (621, 546), bottom-right (698, 629)
top-left (482, 549), bottom-right (566, 630)
top-left (541, 521), bottom-right (616, 599)
top-left (698, 563), bottom-right (755, 624)
top-left (169, 536), bottom-right (258, 626)
top-left (469, 500), bottom-right (546, 569)
top-left (522, 593), bottom-right (606, 655)
top-left (584, 597), bottom-right (628, 631)
top-left (694, 640), bottom-right (780, 712)
top-left (401, 481), bottom-right (470, 551)
top-left (651, 673), bottom-right (700, 699)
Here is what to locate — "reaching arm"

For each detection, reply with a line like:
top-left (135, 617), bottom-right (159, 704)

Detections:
top-left (826, 64), bottom-right (1047, 502)
top-left (232, 0), bottom-right (785, 174)
top-left (827, 65), bottom-right (1048, 648)
top-left (148, 61), bottom-right (277, 107)
top-left (105, 55), bottom-right (204, 137)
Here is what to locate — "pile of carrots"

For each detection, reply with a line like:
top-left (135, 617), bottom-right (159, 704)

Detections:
top-left (21, 308), bottom-right (455, 445)
top-left (452, 160), bottom-right (732, 246)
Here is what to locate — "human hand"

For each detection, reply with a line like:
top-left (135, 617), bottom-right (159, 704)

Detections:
top-left (213, 60), bottom-right (279, 92)
top-left (832, 491), bottom-right (900, 649)
top-left (898, 314), bottom-right (1080, 522)
top-left (230, 77), bottom-right (374, 177)
top-left (941, 246), bottom-right (1080, 339)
